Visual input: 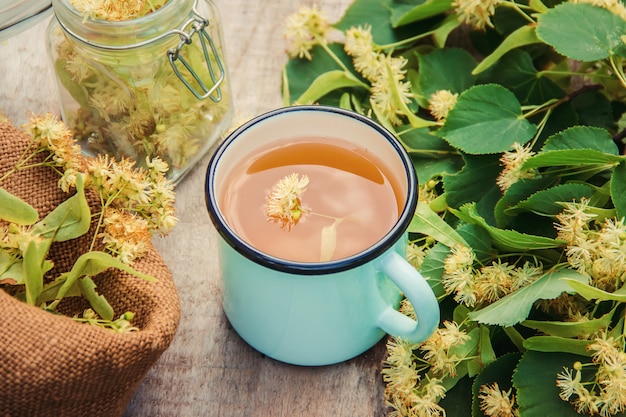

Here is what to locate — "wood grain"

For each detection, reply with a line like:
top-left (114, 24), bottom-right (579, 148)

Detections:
top-left (0, 1), bottom-right (391, 416)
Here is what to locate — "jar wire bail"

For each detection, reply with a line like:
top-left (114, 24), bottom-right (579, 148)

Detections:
top-left (167, 5), bottom-right (225, 102)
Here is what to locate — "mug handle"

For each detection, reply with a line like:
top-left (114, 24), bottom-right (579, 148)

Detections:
top-left (376, 251), bottom-right (440, 343)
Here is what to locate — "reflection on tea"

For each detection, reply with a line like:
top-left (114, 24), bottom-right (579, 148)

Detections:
top-left (220, 137), bottom-right (403, 262)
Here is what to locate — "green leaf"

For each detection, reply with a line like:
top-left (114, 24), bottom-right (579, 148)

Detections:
top-left (390, 0), bottom-right (453, 26)
top-left (468, 269), bottom-right (588, 327)
top-left (523, 149), bottom-right (623, 169)
top-left (294, 70), bottom-right (368, 104)
top-left (536, 2), bottom-right (626, 61)
top-left (513, 351), bottom-right (588, 417)
top-left (419, 241), bottom-right (450, 299)
top-left (453, 203), bottom-right (565, 251)
top-left (494, 177), bottom-right (557, 228)
top-left (479, 49), bottom-right (566, 106)
top-left (564, 278), bottom-right (626, 302)
top-left (437, 84), bottom-right (537, 154)
top-left (23, 240), bottom-right (45, 306)
top-left (409, 201), bottom-right (468, 247)
top-left (51, 251), bottom-right (156, 309)
top-left (522, 307), bottom-right (615, 338)
top-left (611, 160), bottom-right (626, 220)
top-left (433, 13), bottom-right (461, 48)
top-left (542, 125), bottom-right (619, 154)
top-left (284, 43), bottom-right (355, 106)
top-left (32, 174), bottom-right (91, 242)
top-left (473, 24), bottom-right (541, 74)
top-left (417, 48), bottom-right (477, 100)
top-left (0, 187), bottom-right (38, 225)
top-left (78, 276), bottom-right (114, 321)
top-left (478, 324), bottom-right (497, 370)
top-left (0, 252), bottom-right (24, 285)
top-left (335, 0), bottom-right (442, 45)
top-left (506, 183), bottom-right (596, 217)
top-left (443, 154), bottom-right (501, 210)
top-left (523, 336), bottom-right (592, 356)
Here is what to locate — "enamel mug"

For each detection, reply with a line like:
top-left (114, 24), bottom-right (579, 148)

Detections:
top-left (205, 105), bottom-right (439, 366)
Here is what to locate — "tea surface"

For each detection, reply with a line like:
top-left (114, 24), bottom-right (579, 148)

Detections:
top-left (220, 137), bottom-right (402, 262)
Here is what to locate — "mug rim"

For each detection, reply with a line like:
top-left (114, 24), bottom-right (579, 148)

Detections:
top-left (204, 105), bottom-right (418, 275)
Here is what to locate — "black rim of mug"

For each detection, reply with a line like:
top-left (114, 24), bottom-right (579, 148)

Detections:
top-left (204, 105), bottom-right (418, 275)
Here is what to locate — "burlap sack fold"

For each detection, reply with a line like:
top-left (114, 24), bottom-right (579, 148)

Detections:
top-left (0, 121), bottom-right (181, 417)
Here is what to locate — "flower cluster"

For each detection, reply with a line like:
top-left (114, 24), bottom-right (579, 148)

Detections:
top-left (382, 320), bottom-right (471, 417)
top-left (556, 198), bottom-right (626, 292)
top-left (558, 332), bottom-right (626, 416)
top-left (344, 25), bottom-right (413, 126)
top-left (0, 113), bottom-right (177, 330)
top-left (453, 0), bottom-right (502, 30)
top-left (496, 142), bottom-right (537, 192)
top-left (284, 5), bottom-right (330, 60)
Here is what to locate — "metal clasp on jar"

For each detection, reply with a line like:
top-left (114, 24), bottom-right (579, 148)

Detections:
top-left (168, 6), bottom-right (225, 102)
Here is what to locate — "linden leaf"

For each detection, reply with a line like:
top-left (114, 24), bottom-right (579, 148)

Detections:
top-left (417, 48), bottom-right (477, 100)
top-left (513, 351), bottom-right (589, 417)
top-left (32, 173), bottom-right (91, 242)
top-left (505, 183), bottom-right (596, 217)
top-left (473, 24), bottom-right (541, 74)
top-left (50, 251), bottom-right (156, 310)
top-left (390, 0), bottom-right (454, 26)
top-left (78, 276), bottom-right (114, 321)
top-left (522, 307), bottom-right (615, 338)
top-left (409, 201), bottom-right (468, 248)
top-left (542, 125), bottom-right (619, 154)
top-left (468, 269), bottom-right (588, 327)
top-left (537, 2), bottom-right (626, 61)
top-left (523, 336), bottom-right (591, 356)
top-left (0, 187), bottom-right (38, 225)
top-left (452, 202), bottom-right (565, 251)
top-left (611, 160), bottom-right (626, 220)
top-left (295, 70), bottom-right (368, 105)
top-left (437, 84), bottom-right (537, 154)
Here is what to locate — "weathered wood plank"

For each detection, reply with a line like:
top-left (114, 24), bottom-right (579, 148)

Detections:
top-left (0, 1), bottom-right (391, 416)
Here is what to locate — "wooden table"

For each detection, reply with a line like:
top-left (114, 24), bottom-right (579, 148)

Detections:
top-left (0, 1), bottom-right (390, 416)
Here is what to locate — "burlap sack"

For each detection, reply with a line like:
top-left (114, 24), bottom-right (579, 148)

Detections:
top-left (0, 121), bottom-right (181, 417)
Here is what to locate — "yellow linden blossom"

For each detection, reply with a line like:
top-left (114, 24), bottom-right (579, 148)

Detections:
top-left (558, 332), bottom-right (626, 416)
top-left (453, 0), bottom-right (502, 30)
top-left (429, 90), bottom-right (459, 121)
top-left (69, 0), bottom-right (168, 21)
top-left (24, 113), bottom-right (84, 192)
top-left (370, 55), bottom-right (414, 126)
top-left (478, 383), bottom-right (519, 417)
top-left (344, 25), bottom-right (381, 81)
top-left (284, 5), bottom-right (330, 60)
top-left (266, 173), bottom-right (309, 230)
top-left (496, 142), bottom-right (537, 192)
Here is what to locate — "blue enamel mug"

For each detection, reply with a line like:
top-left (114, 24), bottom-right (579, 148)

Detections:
top-left (205, 105), bottom-right (439, 366)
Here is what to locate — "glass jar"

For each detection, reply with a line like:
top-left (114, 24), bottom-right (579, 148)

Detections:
top-left (46, 0), bottom-right (233, 183)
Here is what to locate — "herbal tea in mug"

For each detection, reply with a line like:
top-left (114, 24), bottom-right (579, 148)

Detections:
top-left (219, 137), bottom-right (402, 262)
top-left (205, 106), bottom-right (439, 366)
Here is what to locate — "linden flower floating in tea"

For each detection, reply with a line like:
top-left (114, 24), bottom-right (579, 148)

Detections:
top-left (265, 173), bottom-right (346, 262)
top-left (265, 173), bottom-right (310, 230)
